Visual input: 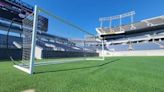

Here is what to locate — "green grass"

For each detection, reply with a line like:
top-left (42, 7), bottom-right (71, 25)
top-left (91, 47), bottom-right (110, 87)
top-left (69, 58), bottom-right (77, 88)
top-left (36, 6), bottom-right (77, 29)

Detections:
top-left (0, 57), bottom-right (164, 92)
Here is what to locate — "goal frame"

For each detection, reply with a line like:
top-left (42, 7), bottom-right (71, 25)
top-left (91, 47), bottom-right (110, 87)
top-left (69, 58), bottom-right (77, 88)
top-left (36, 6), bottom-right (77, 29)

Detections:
top-left (14, 5), bottom-right (105, 74)
top-left (14, 5), bottom-right (38, 74)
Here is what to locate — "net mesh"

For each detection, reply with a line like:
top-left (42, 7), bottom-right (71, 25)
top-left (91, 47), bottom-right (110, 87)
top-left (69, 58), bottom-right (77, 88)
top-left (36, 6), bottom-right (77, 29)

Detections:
top-left (21, 13), bottom-right (34, 68)
top-left (35, 7), bottom-right (104, 63)
top-left (15, 6), bottom-right (105, 74)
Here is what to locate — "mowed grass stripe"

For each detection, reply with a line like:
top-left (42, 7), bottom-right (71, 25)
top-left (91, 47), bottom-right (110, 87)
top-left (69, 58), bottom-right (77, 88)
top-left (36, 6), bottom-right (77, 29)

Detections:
top-left (0, 57), bottom-right (164, 92)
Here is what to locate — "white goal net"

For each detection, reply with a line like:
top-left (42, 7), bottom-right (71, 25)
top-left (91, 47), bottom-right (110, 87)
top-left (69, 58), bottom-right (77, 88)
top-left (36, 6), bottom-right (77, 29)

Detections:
top-left (14, 5), bottom-right (105, 74)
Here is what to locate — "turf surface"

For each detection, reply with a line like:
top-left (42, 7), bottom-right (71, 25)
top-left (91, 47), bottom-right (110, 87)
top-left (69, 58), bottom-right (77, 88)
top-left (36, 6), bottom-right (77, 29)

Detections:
top-left (0, 57), bottom-right (164, 92)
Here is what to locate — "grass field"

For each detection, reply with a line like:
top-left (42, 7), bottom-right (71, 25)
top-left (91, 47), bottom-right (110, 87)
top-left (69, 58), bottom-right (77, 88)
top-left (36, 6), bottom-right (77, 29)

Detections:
top-left (0, 57), bottom-right (164, 92)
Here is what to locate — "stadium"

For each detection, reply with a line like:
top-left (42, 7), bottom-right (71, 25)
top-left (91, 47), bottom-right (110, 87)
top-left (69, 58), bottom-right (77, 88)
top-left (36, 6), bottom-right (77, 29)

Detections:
top-left (97, 13), bottom-right (164, 56)
top-left (0, 0), bottom-right (164, 92)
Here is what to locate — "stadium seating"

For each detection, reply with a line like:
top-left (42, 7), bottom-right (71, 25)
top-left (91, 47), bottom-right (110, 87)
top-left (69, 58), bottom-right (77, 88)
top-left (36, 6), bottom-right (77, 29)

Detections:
top-left (108, 44), bottom-right (129, 51)
top-left (159, 41), bottom-right (164, 46)
top-left (112, 27), bottom-right (122, 32)
top-left (130, 35), bottom-right (150, 41)
top-left (122, 25), bottom-right (134, 31)
top-left (133, 22), bottom-right (148, 29)
top-left (0, 34), bottom-right (22, 48)
top-left (132, 42), bottom-right (160, 50)
top-left (97, 16), bottom-right (164, 34)
top-left (105, 32), bottom-right (164, 51)
top-left (107, 41), bottom-right (164, 51)
top-left (0, 33), bottom-right (99, 59)
top-left (145, 17), bottom-right (164, 25)
top-left (0, 34), bottom-right (86, 53)
top-left (37, 40), bottom-right (53, 50)
top-left (41, 40), bottom-right (83, 52)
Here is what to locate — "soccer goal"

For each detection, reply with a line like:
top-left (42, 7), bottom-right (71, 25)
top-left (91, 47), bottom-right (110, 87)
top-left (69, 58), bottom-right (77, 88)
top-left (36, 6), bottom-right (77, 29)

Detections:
top-left (14, 5), bottom-right (105, 74)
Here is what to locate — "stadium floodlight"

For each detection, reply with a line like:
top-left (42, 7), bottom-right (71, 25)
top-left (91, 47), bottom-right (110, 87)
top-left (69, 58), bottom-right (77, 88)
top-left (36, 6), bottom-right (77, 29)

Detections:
top-left (14, 5), bottom-right (105, 74)
top-left (98, 11), bottom-right (136, 34)
top-left (99, 11), bottom-right (135, 21)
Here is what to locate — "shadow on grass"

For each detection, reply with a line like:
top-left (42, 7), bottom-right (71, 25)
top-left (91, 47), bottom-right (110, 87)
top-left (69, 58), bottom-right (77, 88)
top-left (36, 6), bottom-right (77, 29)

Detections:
top-left (35, 59), bottom-right (120, 74)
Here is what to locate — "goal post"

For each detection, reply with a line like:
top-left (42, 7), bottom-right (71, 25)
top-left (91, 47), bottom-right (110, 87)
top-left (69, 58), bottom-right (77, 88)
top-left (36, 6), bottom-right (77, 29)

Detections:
top-left (14, 5), bottom-right (38, 74)
top-left (29, 5), bottom-right (38, 74)
top-left (14, 5), bottom-right (105, 74)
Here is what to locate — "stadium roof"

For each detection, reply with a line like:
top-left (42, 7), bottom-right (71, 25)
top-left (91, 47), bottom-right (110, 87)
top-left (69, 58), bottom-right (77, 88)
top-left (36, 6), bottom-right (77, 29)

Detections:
top-left (97, 15), bottom-right (164, 39)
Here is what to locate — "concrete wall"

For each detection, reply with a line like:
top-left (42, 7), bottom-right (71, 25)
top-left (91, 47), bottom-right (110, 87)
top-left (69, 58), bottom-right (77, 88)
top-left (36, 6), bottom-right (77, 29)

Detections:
top-left (103, 50), bottom-right (164, 56)
top-left (0, 48), bottom-right (22, 60)
top-left (35, 46), bottom-right (43, 59)
top-left (42, 50), bottom-right (98, 59)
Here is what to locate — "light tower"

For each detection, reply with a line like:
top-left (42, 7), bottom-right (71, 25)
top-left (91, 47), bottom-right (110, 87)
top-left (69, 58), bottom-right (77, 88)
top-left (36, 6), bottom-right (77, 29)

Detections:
top-left (98, 11), bottom-right (136, 34)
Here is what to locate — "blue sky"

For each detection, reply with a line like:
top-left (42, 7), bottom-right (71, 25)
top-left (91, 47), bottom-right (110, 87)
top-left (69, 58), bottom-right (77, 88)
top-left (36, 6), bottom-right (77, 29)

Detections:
top-left (22, 0), bottom-right (164, 37)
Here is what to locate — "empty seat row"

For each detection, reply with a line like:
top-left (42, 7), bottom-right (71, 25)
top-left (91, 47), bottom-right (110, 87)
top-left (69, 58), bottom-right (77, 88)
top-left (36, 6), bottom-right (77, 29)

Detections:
top-left (107, 42), bottom-right (164, 51)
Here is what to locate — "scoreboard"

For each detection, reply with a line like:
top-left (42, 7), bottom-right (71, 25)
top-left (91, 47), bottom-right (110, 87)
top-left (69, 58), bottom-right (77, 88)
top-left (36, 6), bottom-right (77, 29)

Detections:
top-left (0, 0), bottom-right (48, 32)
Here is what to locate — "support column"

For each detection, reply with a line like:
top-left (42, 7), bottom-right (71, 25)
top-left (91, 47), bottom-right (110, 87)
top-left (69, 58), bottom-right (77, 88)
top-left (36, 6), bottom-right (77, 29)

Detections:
top-left (120, 15), bottom-right (122, 31)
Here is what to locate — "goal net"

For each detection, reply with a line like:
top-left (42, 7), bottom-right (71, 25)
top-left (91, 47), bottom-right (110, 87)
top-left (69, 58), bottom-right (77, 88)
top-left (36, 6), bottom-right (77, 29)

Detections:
top-left (14, 5), bottom-right (105, 74)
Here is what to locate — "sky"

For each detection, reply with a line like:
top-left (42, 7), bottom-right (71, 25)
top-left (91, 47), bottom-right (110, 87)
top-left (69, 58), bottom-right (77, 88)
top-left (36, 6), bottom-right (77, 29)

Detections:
top-left (21, 0), bottom-right (164, 38)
